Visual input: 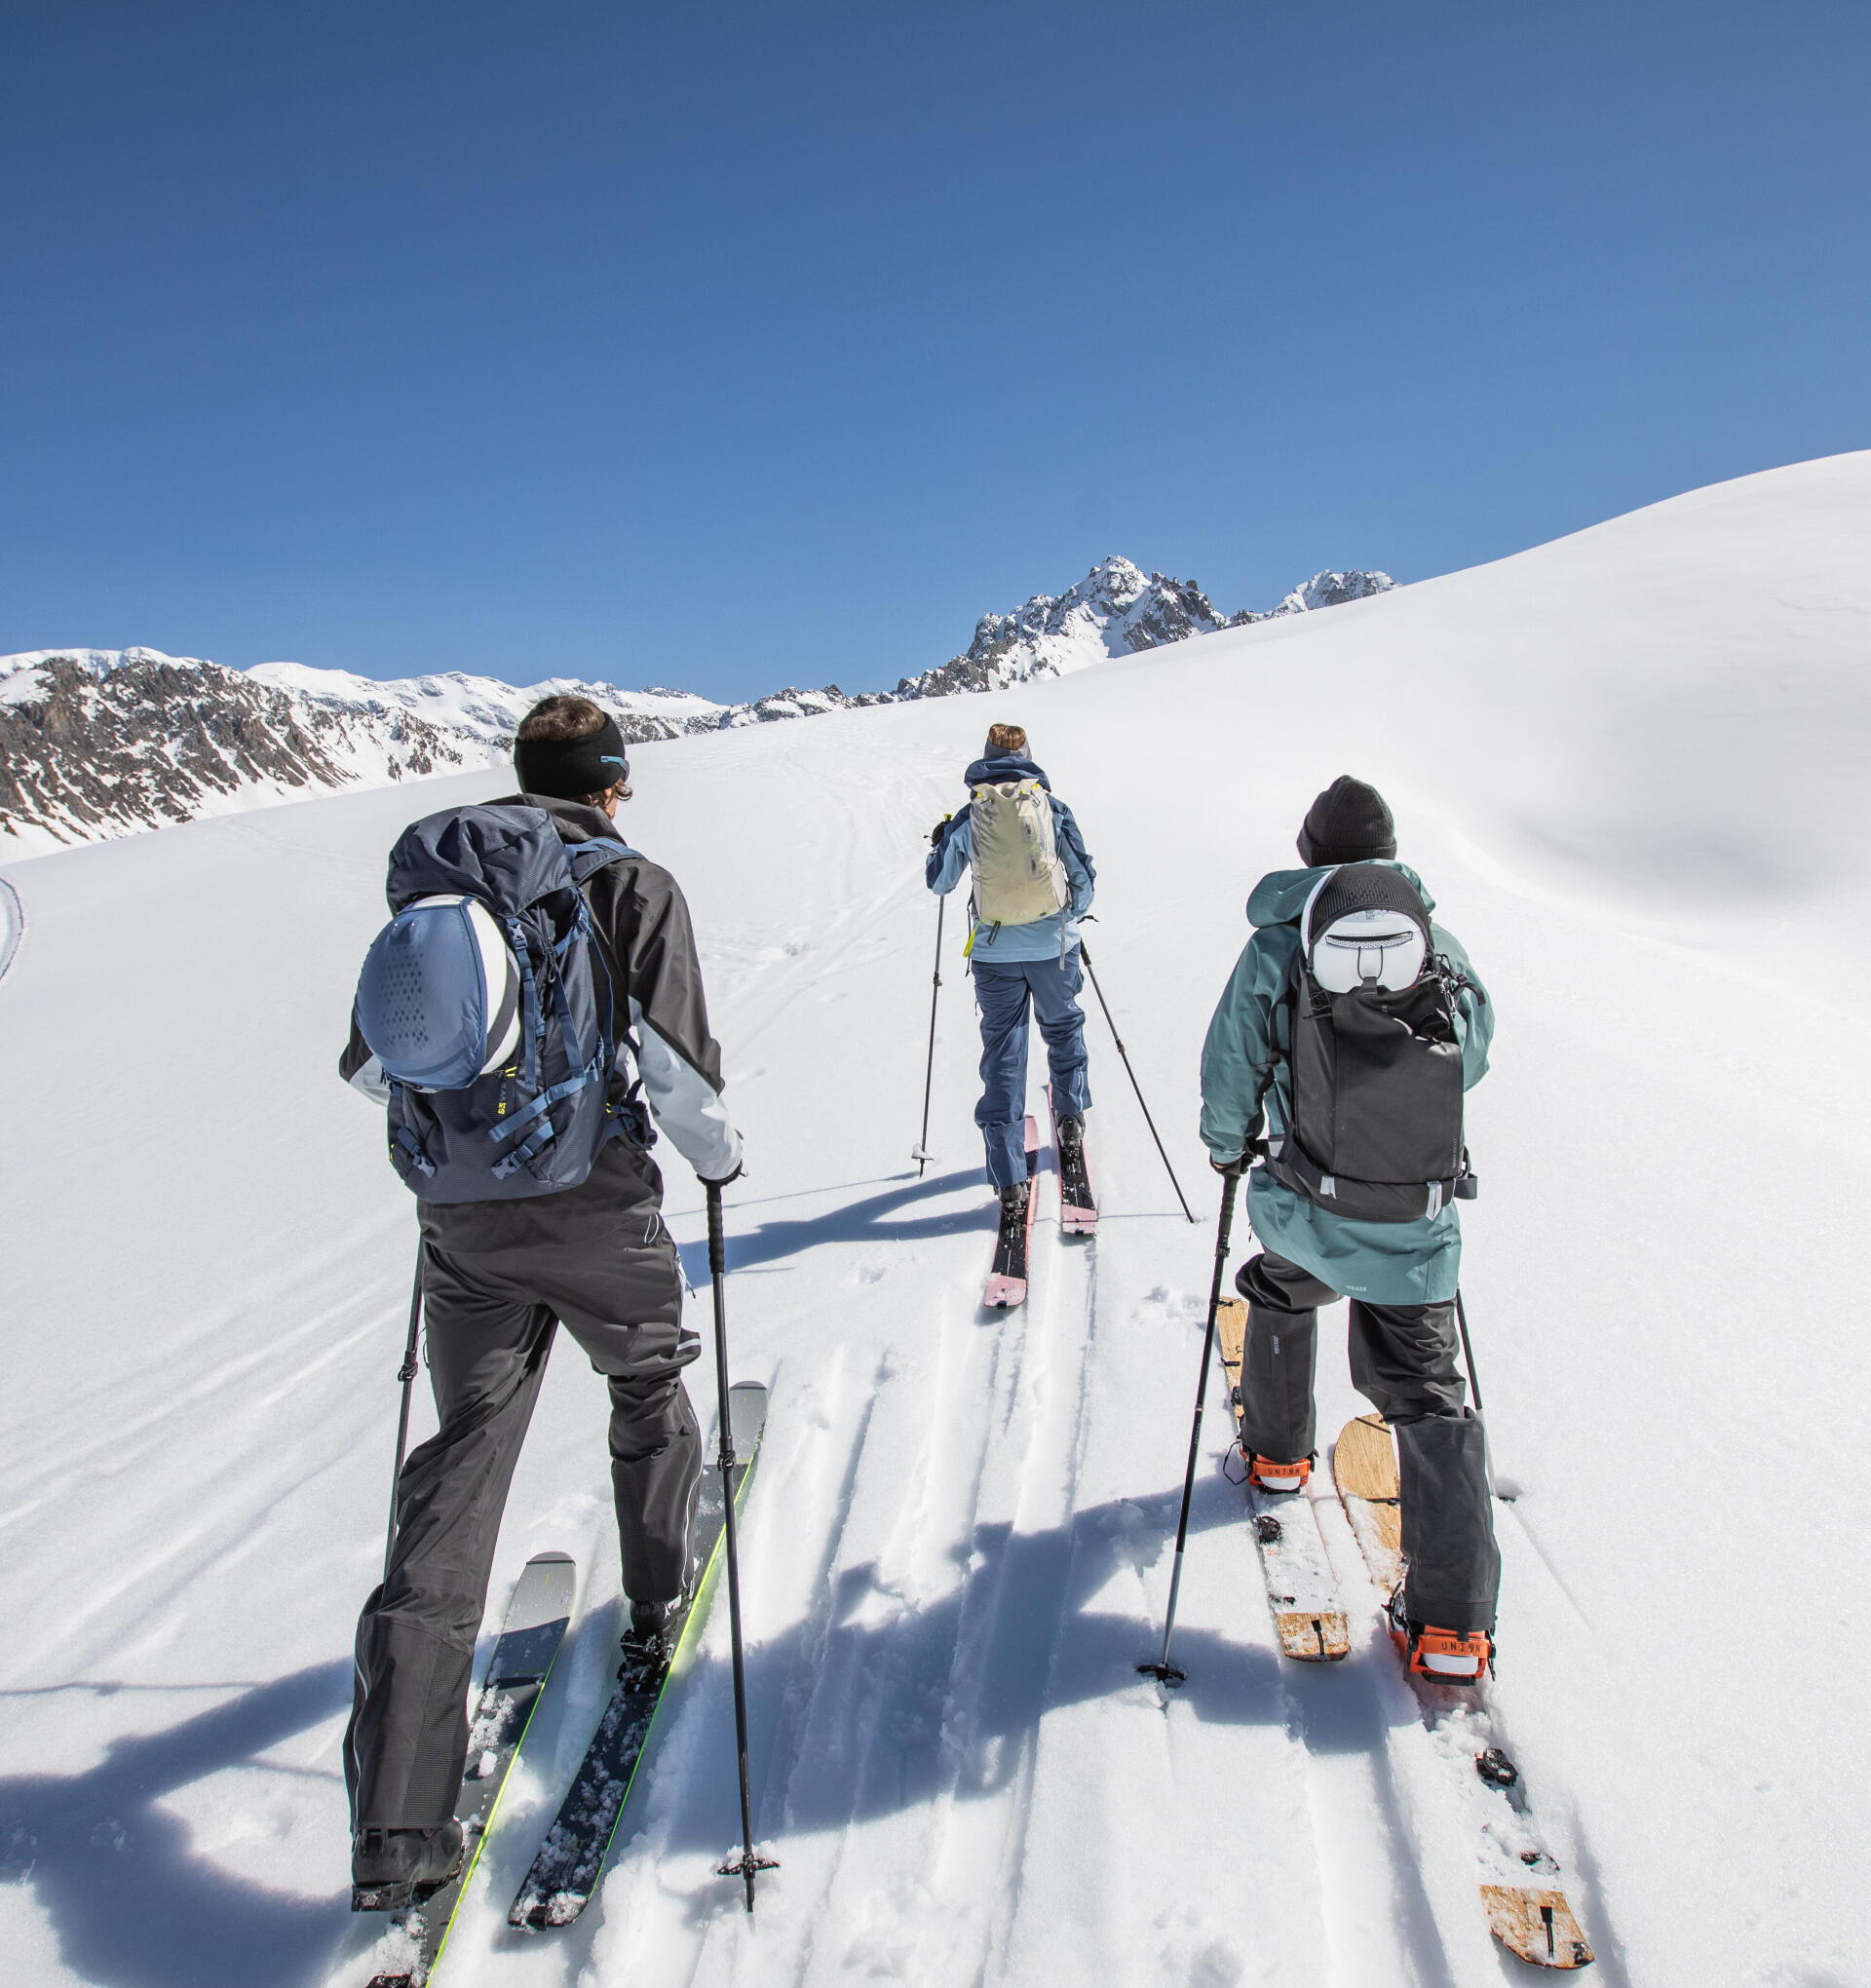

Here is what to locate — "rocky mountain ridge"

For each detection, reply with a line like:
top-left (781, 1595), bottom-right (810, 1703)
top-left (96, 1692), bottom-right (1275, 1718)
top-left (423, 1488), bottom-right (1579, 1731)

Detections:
top-left (896, 556), bottom-right (1393, 697)
top-left (1, 557), bottom-right (1392, 850)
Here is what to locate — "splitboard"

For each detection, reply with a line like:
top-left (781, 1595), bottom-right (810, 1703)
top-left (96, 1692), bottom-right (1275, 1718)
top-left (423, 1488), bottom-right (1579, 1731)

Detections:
top-left (982, 1115), bottom-right (1040, 1308)
top-left (507, 1382), bottom-right (769, 1930)
top-left (1047, 1085), bottom-right (1097, 1236)
top-left (1334, 1414), bottom-right (1595, 1970)
top-left (361, 1548), bottom-right (578, 1988)
top-left (1214, 1298), bottom-right (1348, 1662)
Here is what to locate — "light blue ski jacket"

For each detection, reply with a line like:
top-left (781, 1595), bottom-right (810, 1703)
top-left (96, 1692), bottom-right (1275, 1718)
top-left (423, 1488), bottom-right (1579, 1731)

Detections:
top-left (926, 752), bottom-right (1096, 963)
top-left (1199, 862), bottom-right (1495, 1304)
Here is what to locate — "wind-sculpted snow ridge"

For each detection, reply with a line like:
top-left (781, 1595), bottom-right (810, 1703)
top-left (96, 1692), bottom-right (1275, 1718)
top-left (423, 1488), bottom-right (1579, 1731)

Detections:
top-left (895, 554), bottom-right (1394, 697)
top-left (0, 651), bottom-right (895, 851)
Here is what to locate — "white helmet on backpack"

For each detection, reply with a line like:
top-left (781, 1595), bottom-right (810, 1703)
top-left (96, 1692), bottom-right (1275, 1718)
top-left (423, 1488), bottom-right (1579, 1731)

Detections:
top-left (1301, 864), bottom-right (1430, 994)
top-left (357, 894), bottom-right (522, 1090)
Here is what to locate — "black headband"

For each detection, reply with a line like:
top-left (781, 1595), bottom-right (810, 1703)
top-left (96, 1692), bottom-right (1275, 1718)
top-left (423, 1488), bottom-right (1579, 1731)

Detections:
top-left (513, 712), bottom-right (630, 800)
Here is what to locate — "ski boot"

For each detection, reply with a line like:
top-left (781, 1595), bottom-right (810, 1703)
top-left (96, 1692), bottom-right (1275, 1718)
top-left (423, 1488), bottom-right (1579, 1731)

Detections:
top-left (997, 1179), bottom-right (1029, 1242)
top-left (1386, 1584), bottom-right (1493, 1683)
top-left (1242, 1449), bottom-right (1313, 1493)
top-left (620, 1580), bottom-right (695, 1677)
top-left (351, 1819), bottom-right (465, 1911)
top-left (1056, 1113), bottom-right (1086, 1155)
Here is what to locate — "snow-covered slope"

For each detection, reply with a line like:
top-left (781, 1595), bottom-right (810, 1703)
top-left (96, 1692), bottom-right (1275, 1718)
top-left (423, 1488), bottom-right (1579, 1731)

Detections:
top-left (1, 454), bottom-right (1867, 1988)
top-left (896, 554), bottom-right (1394, 696)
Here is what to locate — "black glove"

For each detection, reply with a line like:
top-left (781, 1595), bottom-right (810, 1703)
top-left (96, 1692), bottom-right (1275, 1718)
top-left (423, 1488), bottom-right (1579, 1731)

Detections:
top-left (700, 1160), bottom-right (743, 1189)
top-left (1209, 1153), bottom-right (1249, 1178)
top-left (931, 817), bottom-right (951, 848)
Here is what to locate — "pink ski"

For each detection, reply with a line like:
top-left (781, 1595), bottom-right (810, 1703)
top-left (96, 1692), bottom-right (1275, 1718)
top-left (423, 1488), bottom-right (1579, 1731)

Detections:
top-left (983, 1115), bottom-right (1040, 1308)
top-left (1048, 1087), bottom-right (1098, 1236)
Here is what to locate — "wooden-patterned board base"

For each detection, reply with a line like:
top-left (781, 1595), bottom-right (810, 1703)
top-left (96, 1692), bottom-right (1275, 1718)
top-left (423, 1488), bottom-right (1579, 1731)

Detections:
top-left (1332, 1415), bottom-right (1595, 1970)
top-left (1215, 1299), bottom-right (1349, 1662)
top-left (1481, 1887), bottom-right (1595, 1969)
top-left (1331, 1410), bottom-right (1404, 1595)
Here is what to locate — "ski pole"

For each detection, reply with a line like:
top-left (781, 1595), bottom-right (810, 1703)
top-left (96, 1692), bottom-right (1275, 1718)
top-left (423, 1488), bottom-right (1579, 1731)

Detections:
top-left (1138, 1169), bottom-right (1240, 1685)
top-left (1454, 1285), bottom-right (1509, 1504)
top-left (1454, 1287), bottom-right (1484, 1416)
top-left (1079, 939), bottom-right (1196, 1223)
top-left (382, 1249), bottom-right (424, 1585)
top-left (706, 1183), bottom-right (777, 1910)
top-left (913, 893), bottom-right (945, 1175)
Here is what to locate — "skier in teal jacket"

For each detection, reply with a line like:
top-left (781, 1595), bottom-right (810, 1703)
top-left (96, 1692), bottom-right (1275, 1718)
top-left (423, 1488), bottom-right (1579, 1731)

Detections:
top-left (1199, 775), bottom-right (1501, 1679)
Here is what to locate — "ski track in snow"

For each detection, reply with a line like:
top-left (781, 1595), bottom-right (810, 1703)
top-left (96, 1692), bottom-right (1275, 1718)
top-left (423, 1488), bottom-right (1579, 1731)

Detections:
top-left (6, 455), bottom-right (1871, 1987)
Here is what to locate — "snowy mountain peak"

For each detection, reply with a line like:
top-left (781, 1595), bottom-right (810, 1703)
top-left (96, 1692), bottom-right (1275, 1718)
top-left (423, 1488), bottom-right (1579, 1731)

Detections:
top-left (896, 557), bottom-right (1394, 698)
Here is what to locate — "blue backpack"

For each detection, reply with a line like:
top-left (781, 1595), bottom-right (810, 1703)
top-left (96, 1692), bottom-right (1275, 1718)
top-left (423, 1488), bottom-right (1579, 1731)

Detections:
top-left (354, 805), bottom-right (642, 1202)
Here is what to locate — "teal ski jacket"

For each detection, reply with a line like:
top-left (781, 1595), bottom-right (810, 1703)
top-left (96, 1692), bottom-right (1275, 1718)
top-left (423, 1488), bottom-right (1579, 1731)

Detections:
top-left (1199, 862), bottom-right (1495, 1305)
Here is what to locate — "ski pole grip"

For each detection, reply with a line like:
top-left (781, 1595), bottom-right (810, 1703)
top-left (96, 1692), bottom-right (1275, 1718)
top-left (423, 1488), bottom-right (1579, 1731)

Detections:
top-left (706, 1183), bottom-right (727, 1279)
top-left (1216, 1170), bottom-right (1240, 1257)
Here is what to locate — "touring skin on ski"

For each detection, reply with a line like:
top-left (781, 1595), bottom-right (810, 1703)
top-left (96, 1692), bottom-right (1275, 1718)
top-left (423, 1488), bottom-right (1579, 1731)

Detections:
top-left (361, 1550), bottom-right (577, 1988)
top-left (982, 1115), bottom-right (1040, 1308)
top-left (1213, 1299), bottom-right (1349, 1662)
top-left (1334, 1414), bottom-right (1594, 1970)
top-left (506, 1382), bottom-right (769, 1930)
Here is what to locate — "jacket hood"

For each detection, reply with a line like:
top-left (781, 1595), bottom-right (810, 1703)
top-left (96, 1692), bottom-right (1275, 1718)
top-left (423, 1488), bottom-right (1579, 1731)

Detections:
top-left (965, 752), bottom-right (1050, 791)
top-left (1246, 860), bottom-right (1433, 928)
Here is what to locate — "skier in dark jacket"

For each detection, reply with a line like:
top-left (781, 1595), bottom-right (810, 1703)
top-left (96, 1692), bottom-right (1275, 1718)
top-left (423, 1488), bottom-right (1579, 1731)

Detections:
top-left (927, 723), bottom-right (1095, 1245)
top-left (339, 695), bottom-right (742, 1903)
top-left (1199, 775), bottom-right (1501, 1680)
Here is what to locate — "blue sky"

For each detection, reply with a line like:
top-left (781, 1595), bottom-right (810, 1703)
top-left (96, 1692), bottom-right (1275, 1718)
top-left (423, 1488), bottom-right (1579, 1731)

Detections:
top-left (4, 2), bottom-right (1867, 702)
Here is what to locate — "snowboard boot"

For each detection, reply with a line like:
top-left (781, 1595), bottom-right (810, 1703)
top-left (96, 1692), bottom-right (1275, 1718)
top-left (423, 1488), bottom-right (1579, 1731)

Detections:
top-left (1243, 1449), bottom-right (1314, 1494)
top-left (351, 1819), bottom-right (465, 1911)
top-left (1386, 1584), bottom-right (1493, 1683)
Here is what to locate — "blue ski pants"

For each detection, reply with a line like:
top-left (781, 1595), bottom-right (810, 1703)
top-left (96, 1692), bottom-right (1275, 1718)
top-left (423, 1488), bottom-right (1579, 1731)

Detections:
top-left (973, 953), bottom-right (1092, 1188)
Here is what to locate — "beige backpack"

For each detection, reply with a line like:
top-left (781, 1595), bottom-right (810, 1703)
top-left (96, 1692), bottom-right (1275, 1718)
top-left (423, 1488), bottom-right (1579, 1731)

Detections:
top-left (970, 779), bottom-right (1070, 928)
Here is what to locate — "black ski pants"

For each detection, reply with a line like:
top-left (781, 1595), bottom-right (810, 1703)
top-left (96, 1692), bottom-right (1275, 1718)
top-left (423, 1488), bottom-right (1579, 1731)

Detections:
top-left (346, 1139), bottom-right (702, 1830)
top-left (1234, 1249), bottom-right (1501, 1634)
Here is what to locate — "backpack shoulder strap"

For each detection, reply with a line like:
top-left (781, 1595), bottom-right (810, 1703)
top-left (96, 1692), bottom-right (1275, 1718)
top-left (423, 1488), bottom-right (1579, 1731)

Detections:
top-left (565, 836), bottom-right (640, 885)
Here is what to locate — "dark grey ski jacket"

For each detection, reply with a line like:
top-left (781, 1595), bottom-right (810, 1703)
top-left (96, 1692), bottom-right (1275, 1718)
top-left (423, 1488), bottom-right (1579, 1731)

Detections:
top-left (340, 793), bottom-right (742, 1183)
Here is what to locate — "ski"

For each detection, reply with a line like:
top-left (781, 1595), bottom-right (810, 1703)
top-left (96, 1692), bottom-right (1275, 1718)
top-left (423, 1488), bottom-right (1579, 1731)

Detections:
top-left (507, 1381), bottom-right (770, 1930)
top-left (1213, 1299), bottom-right (1348, 1661)
top-left (982, 1114), bottom-right (1040, 1308)
top-left (361, 1549), bottom-right (578, 1988)
top-left (1334, 1414), bottom-right (1595, 1970)
top-left (1047, 1085), bottom-right (1097, 1236)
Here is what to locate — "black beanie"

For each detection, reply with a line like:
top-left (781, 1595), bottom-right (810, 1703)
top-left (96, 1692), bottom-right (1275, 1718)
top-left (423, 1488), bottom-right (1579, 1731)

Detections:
top-left (1297, 775), bottom-right (1396, 866)
top-left (514, 712), bottom-right (630, 801)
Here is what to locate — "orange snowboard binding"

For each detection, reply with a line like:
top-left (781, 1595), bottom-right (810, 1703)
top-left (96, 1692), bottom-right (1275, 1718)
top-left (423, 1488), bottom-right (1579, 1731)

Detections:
top-left (1387, 1586), bottom-right (1492, 1682)
top-left (1243, 1450), bottom-right (1314, 1493)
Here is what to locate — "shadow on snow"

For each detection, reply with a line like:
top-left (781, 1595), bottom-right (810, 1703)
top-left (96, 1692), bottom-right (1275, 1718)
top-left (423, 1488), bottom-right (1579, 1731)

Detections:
top-left (674, 1166), bottom-right (989, 1285)
top-left (0, 1661), bottom-right (354, 1988)
top-left (0, 1471), bottom-right (1376, 1984)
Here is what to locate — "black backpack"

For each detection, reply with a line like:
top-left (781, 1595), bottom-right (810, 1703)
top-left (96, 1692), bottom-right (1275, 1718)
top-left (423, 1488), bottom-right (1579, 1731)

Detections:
top-left (1266, 864), bottom-right (1480, 1223)
top-left (354, 806), bottom-right (642, 1203)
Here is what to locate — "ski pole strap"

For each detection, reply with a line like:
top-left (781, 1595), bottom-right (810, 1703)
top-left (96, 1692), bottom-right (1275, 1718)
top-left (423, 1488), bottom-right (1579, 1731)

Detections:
top-left (706, 1183), bottom-right (727, 1278)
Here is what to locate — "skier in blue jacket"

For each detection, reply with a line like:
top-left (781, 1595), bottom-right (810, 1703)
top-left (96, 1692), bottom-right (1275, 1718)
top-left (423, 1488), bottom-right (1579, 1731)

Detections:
top-left (927, 723), bottom-right (1095, 1246)
top-left (1200, 775), bottom-right (1501, 1681)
